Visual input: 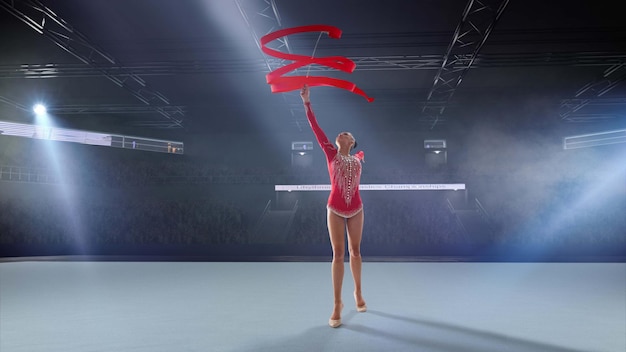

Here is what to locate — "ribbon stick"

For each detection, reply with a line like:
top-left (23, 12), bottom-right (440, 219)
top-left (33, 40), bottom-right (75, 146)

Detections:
top-left (260, 25), bottom-right (374, 102)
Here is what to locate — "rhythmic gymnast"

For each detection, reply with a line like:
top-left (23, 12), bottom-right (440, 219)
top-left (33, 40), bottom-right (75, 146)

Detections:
top-left (300, 84), bottom-right (367, 328)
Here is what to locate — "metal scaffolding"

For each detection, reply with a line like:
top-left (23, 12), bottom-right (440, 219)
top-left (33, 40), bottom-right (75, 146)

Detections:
top-left (422, 0), bottom-right (510, 129)
top-left (236, 0), bottom-right (313, 132)
top-left (2, 0), bottom-right (622, 129)
top-left (0, 95), bottom-right (29, 112)
top-left (560, 63), bottom-right (626, 122)
top-left (0, 0), bottom-right (185, 128)
top-left (1, 52), bottom-right (624, 79)
top-left (45, 104), bottom-right (188, 116)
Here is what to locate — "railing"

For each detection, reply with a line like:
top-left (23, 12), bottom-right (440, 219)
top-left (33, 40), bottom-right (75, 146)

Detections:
top-left (474, 197), bottom-right (498, 238)
top-left (446, 197), bottom-right (467, 235)
top-left (0, 165), bottom-right (57, 184)
top-left (475, 197), bottom-right (491, 224)
top-left (252, 199), bottom-right (273, 239)
top-left (445, 198), bottom-right (456, 214)
top-left (283, 200), bottom-right (299, 239)
top-left (0, 163), bottom-right (470, 187)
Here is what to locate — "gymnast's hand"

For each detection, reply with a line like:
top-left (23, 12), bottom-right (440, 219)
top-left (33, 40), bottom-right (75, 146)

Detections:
top-left (300, 84), bottom-right (310, 104)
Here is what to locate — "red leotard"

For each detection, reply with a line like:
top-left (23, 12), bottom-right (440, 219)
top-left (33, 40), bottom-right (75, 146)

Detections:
top-left (304, 102), bottom-right (364, 218)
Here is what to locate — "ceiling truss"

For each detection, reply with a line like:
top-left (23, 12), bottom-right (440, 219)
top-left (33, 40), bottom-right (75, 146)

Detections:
top-left (0, 52), bottom-right (624, 79)
top-left (560, 63), bottom-right (626, 122)
top-left (423, 0), bottom-right (510, 129)
top-left (235, 0), bottom-right (309, 131)
top-left (0, 0), bottom-right (185, 128)
top-left (1, 0), bottom-right (623, 128)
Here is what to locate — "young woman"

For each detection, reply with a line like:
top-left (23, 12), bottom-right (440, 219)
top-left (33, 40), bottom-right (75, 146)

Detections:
top-left (300, 85), bottom-right (367, 328)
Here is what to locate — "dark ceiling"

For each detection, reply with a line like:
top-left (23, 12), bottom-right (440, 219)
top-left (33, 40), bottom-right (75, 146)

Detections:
top-left (1, 0), bottom-right (625, 137)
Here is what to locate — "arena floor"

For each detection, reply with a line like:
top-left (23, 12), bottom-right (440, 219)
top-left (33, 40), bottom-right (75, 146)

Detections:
top-left (1, 260), bottom-right (624, 352)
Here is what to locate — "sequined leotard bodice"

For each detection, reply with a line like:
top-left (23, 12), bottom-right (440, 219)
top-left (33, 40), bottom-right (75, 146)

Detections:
top-left (304, 102), bottom-right (364, 218)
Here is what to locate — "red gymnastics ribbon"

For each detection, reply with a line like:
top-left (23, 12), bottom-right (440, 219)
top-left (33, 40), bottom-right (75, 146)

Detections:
top-left (260, 25), bottom-right (374, 103)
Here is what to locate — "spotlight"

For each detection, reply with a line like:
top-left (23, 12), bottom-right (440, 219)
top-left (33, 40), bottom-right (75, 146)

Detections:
top-left (33, 104), bottom-right (47, 115)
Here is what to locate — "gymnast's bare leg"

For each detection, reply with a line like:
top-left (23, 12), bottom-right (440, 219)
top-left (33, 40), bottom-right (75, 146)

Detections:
top-left (327, 210), bottom-right (346, 323)
top-left (347, 209), bottom-right (366, 310)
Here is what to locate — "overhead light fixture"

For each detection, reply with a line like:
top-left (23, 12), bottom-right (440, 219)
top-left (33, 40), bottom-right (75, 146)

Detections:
top-left (33, 103), bottom-right (47, 115)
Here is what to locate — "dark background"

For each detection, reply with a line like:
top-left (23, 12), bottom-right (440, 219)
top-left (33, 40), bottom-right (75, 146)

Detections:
top-left (0, 0), bottom-right (624, 261)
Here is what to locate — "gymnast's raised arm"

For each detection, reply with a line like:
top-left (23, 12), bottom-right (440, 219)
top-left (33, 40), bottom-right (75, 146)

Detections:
top-left (300, 85), bottom-right (336, 157)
